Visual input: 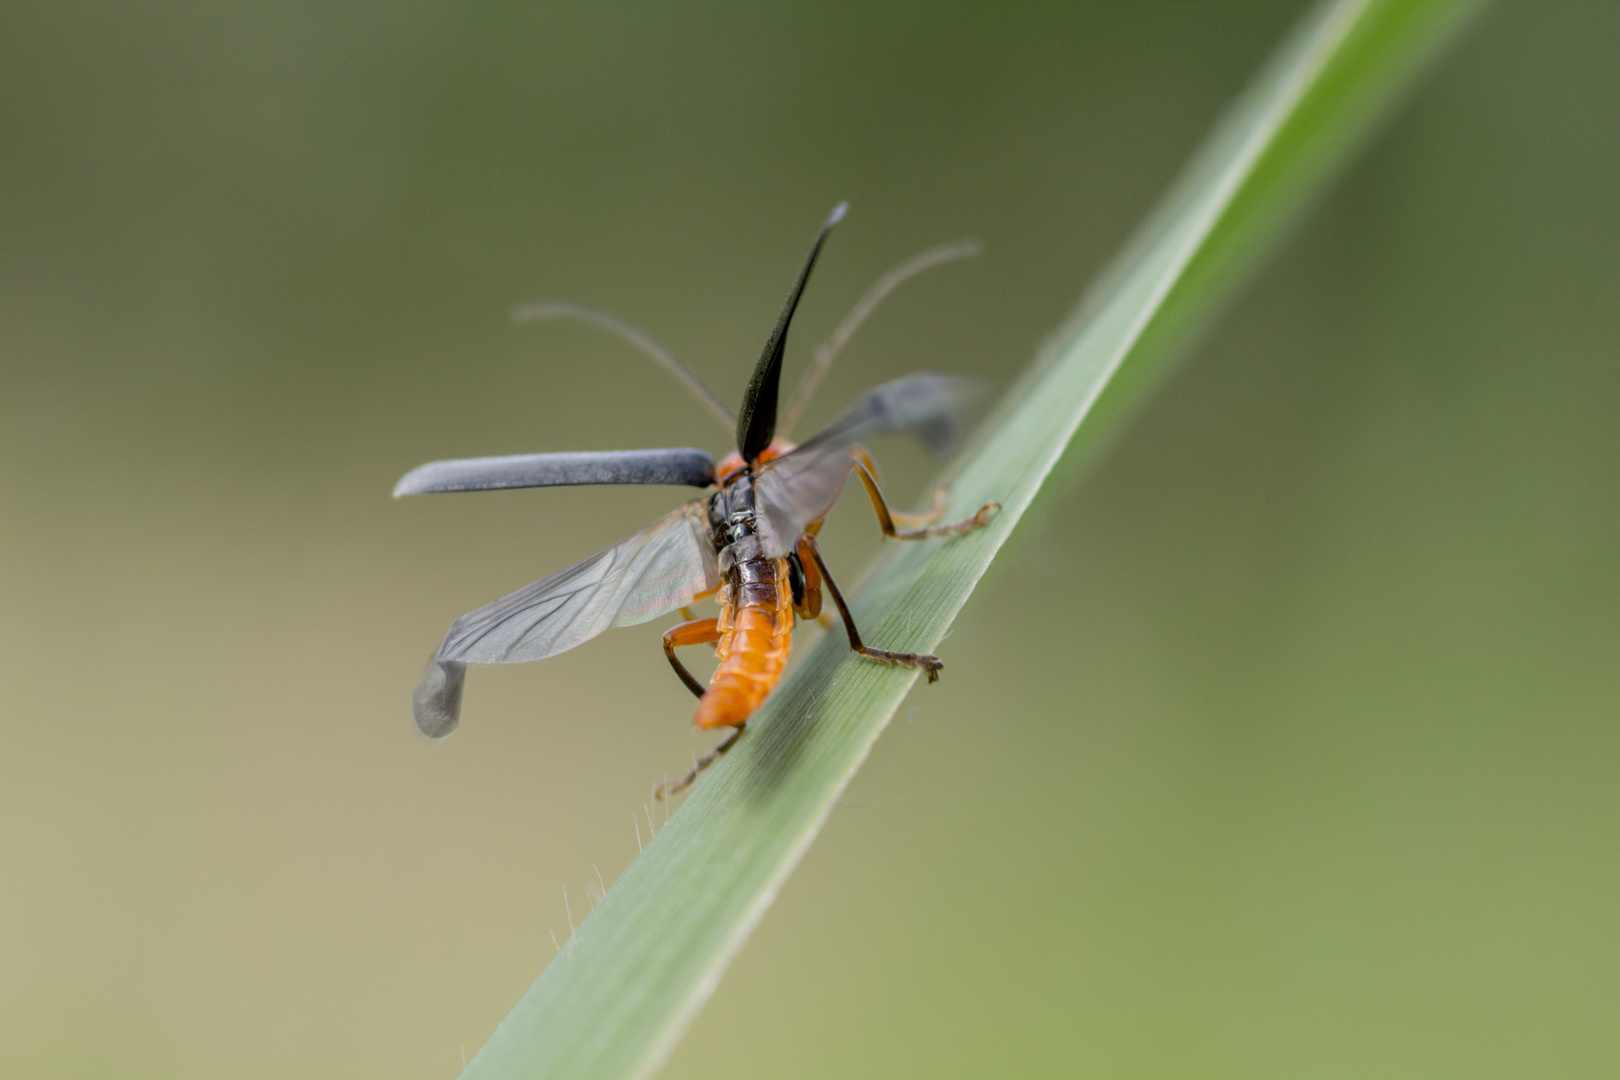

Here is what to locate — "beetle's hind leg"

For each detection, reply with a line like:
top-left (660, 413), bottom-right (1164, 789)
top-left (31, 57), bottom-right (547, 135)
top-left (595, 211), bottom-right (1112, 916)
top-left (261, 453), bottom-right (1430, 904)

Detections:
top-left (852, 448), bottom-right (998, 541)
top-left (663, 618), bottom-right (721, 699)
top-left (800, 534), bottom-right (944, 683)
top-left (655, 724), bottom-right (745, 801)
top-left (658, 618), bottom-right (743, 799)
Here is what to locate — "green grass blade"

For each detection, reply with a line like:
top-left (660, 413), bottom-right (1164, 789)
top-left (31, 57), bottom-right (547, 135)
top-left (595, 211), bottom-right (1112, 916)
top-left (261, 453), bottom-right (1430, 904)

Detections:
top-left (459, 2), bottom-right (1482, 1076)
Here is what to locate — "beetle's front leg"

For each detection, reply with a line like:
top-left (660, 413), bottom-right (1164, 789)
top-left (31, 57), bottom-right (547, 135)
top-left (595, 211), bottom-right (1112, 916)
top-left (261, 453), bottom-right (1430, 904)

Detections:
top-left (851, 447), bottom-right (998, 541)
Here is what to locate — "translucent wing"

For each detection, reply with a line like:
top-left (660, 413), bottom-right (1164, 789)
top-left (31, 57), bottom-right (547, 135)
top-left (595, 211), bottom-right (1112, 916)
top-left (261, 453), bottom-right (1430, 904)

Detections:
top-left (753, 371), bottom-right (978, 557)
top-left (437, 498), bottom-right (718, 666)
top-left (413, 499), bottom-right (718, 736)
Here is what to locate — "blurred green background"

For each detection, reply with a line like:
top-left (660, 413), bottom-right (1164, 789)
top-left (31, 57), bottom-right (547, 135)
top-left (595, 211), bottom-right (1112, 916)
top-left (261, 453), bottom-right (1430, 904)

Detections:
top-left (1, 3), bottom-right (1616, 1077)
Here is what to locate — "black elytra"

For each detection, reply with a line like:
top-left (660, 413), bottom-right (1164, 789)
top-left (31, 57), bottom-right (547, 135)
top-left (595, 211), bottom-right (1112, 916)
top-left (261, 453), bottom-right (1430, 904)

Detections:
top-left (735, 202), bottom-right (848, 464)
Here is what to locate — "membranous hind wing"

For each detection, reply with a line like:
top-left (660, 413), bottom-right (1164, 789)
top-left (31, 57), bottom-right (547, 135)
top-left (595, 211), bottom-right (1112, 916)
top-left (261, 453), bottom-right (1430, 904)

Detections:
top-left (753, 371), bottom-right (978, 557)
top-left (414, 499), bottom-right (719, 737)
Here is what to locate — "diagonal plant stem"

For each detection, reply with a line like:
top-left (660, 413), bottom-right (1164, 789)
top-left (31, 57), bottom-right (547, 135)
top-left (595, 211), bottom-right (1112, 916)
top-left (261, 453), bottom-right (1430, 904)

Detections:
top-left (455, 1), bottom-right (1484, 1076)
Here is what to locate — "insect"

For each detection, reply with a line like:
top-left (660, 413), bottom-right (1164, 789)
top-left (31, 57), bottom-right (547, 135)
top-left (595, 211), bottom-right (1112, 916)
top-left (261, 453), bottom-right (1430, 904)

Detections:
top-left (395, 203), bottom-right (998, 796)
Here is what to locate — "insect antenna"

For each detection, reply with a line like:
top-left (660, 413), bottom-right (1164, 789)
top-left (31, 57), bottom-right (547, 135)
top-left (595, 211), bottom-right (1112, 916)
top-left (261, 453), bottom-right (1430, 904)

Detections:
top-left (511, 300), bottom-right (735, 433)
top-left (780, 238), bottom-right (982, 437)
top-left (736, 202), bottom-right (848, 462)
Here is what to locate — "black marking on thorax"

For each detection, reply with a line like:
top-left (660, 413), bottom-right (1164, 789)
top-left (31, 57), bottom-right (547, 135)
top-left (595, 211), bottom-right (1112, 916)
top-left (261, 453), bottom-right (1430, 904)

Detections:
top-left (709, 471), bottom-right (780, 605)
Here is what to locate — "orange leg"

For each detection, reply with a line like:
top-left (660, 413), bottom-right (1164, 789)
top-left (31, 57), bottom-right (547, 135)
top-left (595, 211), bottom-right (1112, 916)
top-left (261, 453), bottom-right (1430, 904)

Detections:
top-left (851, 448), bottom-right (998, 540)
top-left (852, 448), bottom-right (948, 527)
top-left (663, 618), bottom-right (721, 699)
top-left (800, 533), bottom-right (944, 683)
top-left (659, 617), bottom-right (745, 800)
top-left (893, 483), bottom-right (951, 528)
top-left (794, 535), bottom-right (823, 619)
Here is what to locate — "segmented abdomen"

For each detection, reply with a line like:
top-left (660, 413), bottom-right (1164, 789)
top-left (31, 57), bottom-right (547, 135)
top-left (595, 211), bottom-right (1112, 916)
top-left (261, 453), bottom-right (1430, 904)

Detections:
top-left (695, 556), bottom-right (794, 730)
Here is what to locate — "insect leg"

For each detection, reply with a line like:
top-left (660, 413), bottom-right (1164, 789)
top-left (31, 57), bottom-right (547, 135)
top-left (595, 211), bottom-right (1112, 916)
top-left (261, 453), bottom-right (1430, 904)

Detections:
top-left (655, 724), bottom-right (746, 801)
top-left (792, 538), bottom-right (823, 619)
top-left (663, 619), bottom-right (721, 699)
top-left (851, 448), bottom-right (998, 540)
top-left (800, 533), bottom-right (943, 683)
top-left (850, 448), bottom-right (948, 526)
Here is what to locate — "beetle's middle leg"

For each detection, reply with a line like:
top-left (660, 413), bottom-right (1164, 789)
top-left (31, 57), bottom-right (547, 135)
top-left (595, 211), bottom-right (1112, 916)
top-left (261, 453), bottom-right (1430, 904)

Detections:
top-left (800, 533), bottom-right (943, 683)
top-left (663, 618), bottom-right (720, 699)
top-left (851, 448), bottom-right (998, 541)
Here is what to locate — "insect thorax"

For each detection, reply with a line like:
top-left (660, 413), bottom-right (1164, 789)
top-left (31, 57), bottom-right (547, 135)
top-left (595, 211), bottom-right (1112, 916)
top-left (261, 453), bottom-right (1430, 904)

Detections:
top-left (709, 472), bottom-right (781, 607)
top-left (710, 472), bottom-right (759, 572)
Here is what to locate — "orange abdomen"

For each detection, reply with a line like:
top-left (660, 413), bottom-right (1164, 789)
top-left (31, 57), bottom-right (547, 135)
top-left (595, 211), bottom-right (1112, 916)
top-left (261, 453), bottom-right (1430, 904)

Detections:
top-left (694, 556), bottom-right (795, 730)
